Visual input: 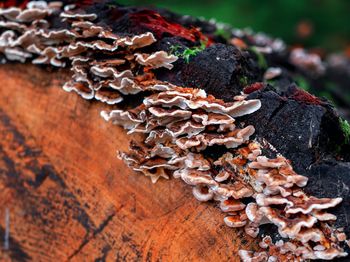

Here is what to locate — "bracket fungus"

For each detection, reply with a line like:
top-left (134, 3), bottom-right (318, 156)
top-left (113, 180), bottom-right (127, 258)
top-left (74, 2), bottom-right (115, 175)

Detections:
top-left (1, 1), bottom-right (349, 261)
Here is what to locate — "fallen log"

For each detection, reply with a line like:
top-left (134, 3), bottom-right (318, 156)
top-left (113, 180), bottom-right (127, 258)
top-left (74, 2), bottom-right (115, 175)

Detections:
top-left (0, 1), bottom-right (349, 261)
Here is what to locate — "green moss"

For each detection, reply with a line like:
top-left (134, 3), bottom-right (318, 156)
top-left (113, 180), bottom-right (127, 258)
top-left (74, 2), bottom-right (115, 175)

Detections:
top-left (169, 40), bottom-right (207, 63)
top-left (214, 27), bottom-right (231, 41)
top-left (239, 75), bottom-right (248, 86)
top-left (340, 117), bottom-right (350, 144)
top-left (319, 91), bottom-right (335, 104)
top-left (249, 47), bottom-right (267, 69)
top-left (324, 82), bottom-right (350, 106)
top-left (169, 44), bottom-right (182, 55)
top-left (294, 75), bottom-right (310, 91)
top-left (266, 79), bottom-right (276, 86)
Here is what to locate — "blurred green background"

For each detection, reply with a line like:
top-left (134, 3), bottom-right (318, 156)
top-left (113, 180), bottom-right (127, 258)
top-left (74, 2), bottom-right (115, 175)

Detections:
top-left (118, 0), bottom-right (350, 52)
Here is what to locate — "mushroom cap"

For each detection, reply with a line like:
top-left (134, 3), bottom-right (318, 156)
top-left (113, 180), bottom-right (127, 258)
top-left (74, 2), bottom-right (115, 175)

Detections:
top-left (192, 185), bottom-right (214, 202)
top-left (135, 51), bottom-right (178, 69)
top-left (220, 199), bottom-right (246, 212)
top-left (224, 215), bottom-right (247, 228)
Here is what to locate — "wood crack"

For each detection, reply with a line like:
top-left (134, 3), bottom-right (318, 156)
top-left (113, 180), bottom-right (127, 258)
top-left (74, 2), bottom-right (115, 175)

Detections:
top-left (67, 211), bottom-right (116, 260)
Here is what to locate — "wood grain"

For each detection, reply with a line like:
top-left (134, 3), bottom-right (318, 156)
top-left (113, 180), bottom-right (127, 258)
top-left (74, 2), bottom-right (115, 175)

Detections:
top-left (0, 64), bottom-right (259, 261)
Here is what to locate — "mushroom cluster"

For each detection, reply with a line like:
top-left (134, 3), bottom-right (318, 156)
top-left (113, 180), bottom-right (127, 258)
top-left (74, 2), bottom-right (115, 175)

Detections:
top-left (102, 87), bottom-right (347, 260)
top-left (233, 149), bottom-right (348, 260)
top-left (101, 87), bottom-right (261, 182)
top-left (0, 2), bottom-right (348, 261)
top-left (0, 1), bottom-right (177, 104)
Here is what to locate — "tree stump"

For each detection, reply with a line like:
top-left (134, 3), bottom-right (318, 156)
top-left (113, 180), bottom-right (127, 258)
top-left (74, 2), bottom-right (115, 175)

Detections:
top-left (0, 64), bottom-right (259, 261)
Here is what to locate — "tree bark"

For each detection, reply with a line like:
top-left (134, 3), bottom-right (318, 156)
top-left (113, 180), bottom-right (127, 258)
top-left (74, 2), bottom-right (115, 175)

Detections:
top-left (0, 64), bottom-right (259, 261)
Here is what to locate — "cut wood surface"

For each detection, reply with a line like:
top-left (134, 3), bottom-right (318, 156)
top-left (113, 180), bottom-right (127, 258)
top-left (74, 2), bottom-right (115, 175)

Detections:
top-left (0, 64), bottom-right (259, 261)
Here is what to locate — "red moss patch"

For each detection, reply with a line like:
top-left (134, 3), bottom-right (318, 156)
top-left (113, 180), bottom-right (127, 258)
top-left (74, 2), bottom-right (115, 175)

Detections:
top-left (0, 0), bottom-right (29, 8)
top-left (243, 82), bottom-right (265, 94)
top-left (288, 88), bottom-right (323, 105)
top-left (130, 10), bottom-right (212, 45)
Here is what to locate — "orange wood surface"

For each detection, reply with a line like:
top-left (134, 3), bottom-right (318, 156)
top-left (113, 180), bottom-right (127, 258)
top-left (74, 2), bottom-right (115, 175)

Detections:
top-left (0, 64), bottom-right (259, 261)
